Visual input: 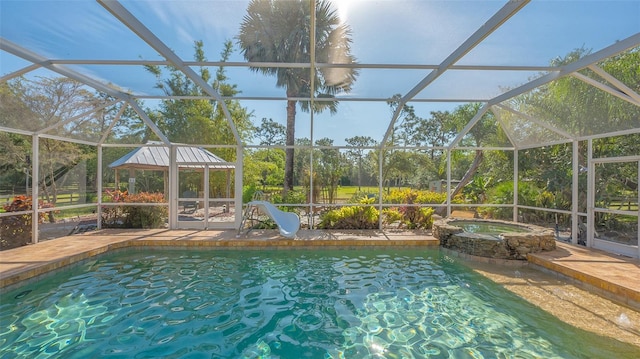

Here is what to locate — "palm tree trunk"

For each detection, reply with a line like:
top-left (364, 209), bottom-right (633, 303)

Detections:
top-left (357, 157), bottom-right (362, 191)
top-left (436, 150), bottom-right (484, 216)
top-left (284, 98), bottom-right (296, 195)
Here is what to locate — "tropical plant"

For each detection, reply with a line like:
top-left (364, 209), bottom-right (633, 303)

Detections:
top-left (318, 197), bottom-right (379, 229)
top-left (0, 196), bottom-right (54, 250)
top-left (382, 189), bottom-right (442, 229)
top-left (237, 0), bottom-right (358, 193)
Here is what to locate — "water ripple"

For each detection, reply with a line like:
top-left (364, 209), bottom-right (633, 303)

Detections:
top-left (1, 249), bottom-right (638, 358)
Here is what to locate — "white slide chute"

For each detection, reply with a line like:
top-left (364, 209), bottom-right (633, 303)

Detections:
top-left (240, 201), bottom-right (300, 238)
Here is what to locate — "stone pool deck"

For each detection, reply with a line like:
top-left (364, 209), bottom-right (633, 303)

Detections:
top-left (1, 229), bottom-right (639, 311)
top-left (528, 241), bottom-right (640, 311)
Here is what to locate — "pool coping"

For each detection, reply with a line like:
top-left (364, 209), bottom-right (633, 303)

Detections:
top-left (0, 228), bottom-right (439, 290)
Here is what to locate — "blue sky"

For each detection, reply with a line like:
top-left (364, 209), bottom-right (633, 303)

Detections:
top-left (1, 0), bottom-right (639, 145)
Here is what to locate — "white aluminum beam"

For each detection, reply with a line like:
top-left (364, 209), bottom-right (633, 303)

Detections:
top-left (132, 95), bottom-right (492, 103)
top-left (490, 106), bottom-right (519, 148)
top-left (489, 33), bottom-right (640, 106)
top-left (38, 133), bottom-right (98, 146)
top-left (516, 138), bottom-right (574, 150)
top-left (494, 103), bottom-right (575, 139)
top-left (99, 103), bottom-right (128, 144)
top-left (448, 103), bottom-right (491, 149)
top-left (1, 38), bottom-right (129, 100)
top-left (0, 63), bottom-right (42, 82)
top-left (31, 135), bottom-right (39, 244)
top-left (97, 0), bottom-right (241, 144)
top-left (587, 139), bottom-right (594, 248)
top-left (0, 37), bottom-right (171, 145)
top-left (36, 99), bottom-right (121, 135)
top-left (571, 72), bottom-right (640, 107)
top-left (402, 0), bottom-right (530, 103)
top-left (572, 140), bottom-right (579, 245)
top-left (46, 58), bottom-right (558, 72)
top-left (591, 155), bottom-right (640, 164)
top-left (576, 127), bottom-right (640, 142)
top-left (381, 0), bottom-right (530, 145)
top-left (513, 148), bottom-right (518, 221)
top-left (0, 126), bottom-right (35, 136)
top-left (588, 64), bottom-right (640, 105)
top-left (126, 100), bottom-right (171, 145)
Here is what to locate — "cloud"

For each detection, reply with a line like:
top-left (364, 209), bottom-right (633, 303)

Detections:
top-left (142, 1), bottom-right (247, 46)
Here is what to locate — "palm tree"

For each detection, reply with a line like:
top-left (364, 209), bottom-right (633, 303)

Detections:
top-left (237, 0), bottom-right (357, 193)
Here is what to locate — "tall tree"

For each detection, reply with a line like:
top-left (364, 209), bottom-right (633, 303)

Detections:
top-left (315, 137), bottom-right (342, 203)
top-left (345, 135), bottom-right (376, 190)
top-left (237, 0), bottom-right (358, 193)
top-left (0, 77), bottom-right (102, 209)
top-left (250, 117), bottom-right (287, 188)
top-left (145, 40), bottom-right (253, 153)
top-left (445, 103), bottom-right (499, 200)
top-left (256, 118), bottom-right (286, 146)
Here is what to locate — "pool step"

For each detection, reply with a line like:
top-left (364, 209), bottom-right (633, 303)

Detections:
top-left (528, 242), bottom-right (640, 311)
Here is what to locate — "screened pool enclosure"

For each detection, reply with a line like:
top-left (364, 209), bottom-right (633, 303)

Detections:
top-left (1, 0), bottom-right (639, 257)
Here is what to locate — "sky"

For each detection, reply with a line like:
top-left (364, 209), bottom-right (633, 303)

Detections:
top-left (1, 0), bottom-right (639, 146)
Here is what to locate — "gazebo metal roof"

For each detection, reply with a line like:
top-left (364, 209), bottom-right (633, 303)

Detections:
top-left (109, 143), bottom-right (235, 171)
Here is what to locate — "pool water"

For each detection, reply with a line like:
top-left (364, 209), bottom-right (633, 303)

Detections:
top-left (1, 249), bottom-right (637, 358)
top-left (451, 221), bottom-right (531, 235)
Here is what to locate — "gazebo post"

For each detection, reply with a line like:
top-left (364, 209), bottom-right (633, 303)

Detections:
top-left (163, 169), bottom-right (168, 198)
top-left (114, 169), bottom-right (119, 192)
top-left (226, 169), bottom-right (231, 212)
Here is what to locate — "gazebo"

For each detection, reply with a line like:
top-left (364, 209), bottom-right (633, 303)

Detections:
top-left (108, 142), bottom-right (235, 198)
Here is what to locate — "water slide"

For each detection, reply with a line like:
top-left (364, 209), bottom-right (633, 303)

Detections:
top-left (241, 201), bottom-right (300, 238)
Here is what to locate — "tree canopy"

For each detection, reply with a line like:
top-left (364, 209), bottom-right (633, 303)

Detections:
top-left (237, 0), bottom-right (358, 193)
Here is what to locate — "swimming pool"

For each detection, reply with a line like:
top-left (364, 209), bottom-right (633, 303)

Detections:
top-left (1, 248), bottom-right (637, 358)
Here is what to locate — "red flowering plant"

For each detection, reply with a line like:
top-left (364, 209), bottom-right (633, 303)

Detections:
top-left (104, 189), bottom-right (127, 202)
top-left (1, 195), bottom-right (55, 250)
top-left (101, 189), bottom-right (127, 227)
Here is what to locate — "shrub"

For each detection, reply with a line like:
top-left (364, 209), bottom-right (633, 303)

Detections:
top-left (392, 206), bottom-right (435, 229)
top-left (382, 207), bottom-right (404, 225)
top-left (0, 196), bottom-right (54, 250)
top-left (318, 197), bottom-right (379, 229)
top-left (483, 181), bottom-right (514, 220)
top-left (383, 188), bottom-right (446, 205)
top-left (349, 190), bottom-right (377, 203)
top-left (122, 192), bottom-right (168, 229)
top-left (102, 190), bottom-right (167, 229)
top-left (242, 184), bottom-right (259, 203)
top-left (270, 189), bottom-right (306, 214)
top-left (382, 189), bottom-right (440, 229)
top-left (101, 189), bottom-right (127, 227)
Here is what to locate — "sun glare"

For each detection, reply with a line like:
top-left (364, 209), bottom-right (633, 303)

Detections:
top-left (334, 0), bottom-right (357, 23)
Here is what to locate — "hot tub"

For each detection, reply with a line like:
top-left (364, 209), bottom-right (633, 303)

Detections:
top-left (433, 218), bottom-right (556, 260)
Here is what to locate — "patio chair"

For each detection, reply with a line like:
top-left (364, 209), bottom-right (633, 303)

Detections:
top-left (181, 190), bottom-right (198, 213)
